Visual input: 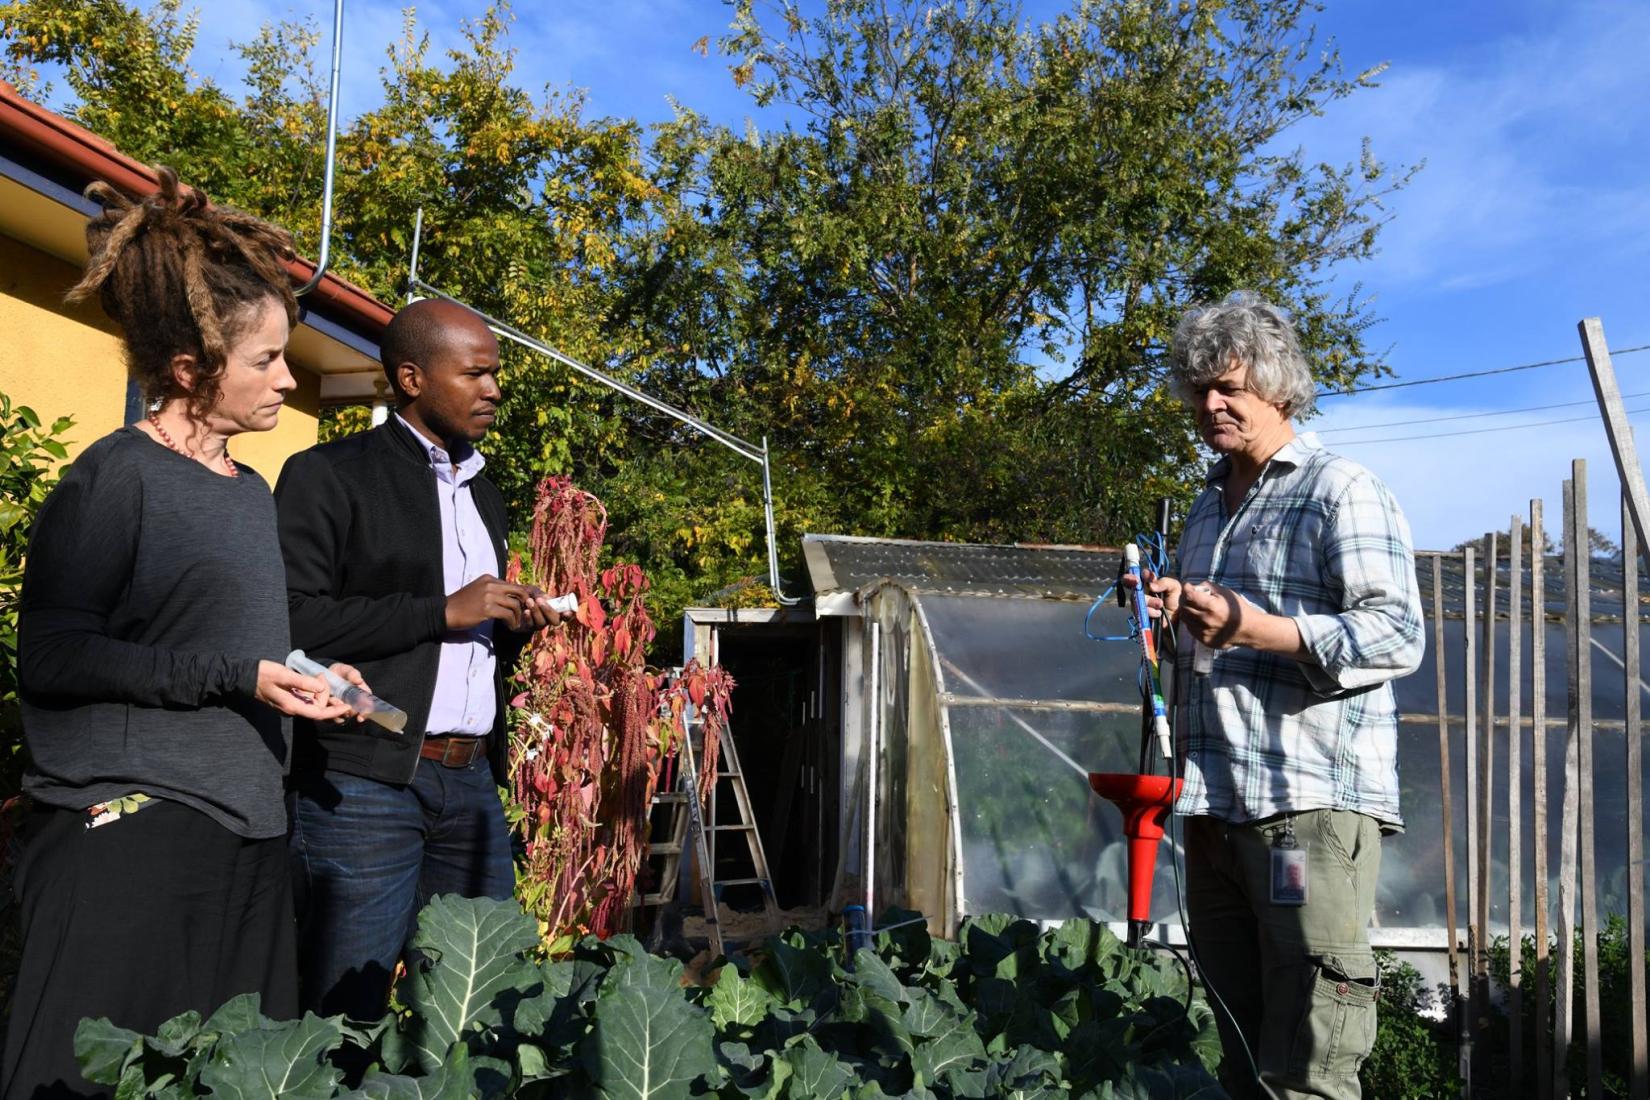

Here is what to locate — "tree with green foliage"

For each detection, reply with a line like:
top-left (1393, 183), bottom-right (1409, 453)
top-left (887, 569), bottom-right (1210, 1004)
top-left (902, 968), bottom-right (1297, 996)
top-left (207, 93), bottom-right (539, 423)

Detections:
top-left (2, 0), bottom-right (1412, 631)
top-left (610, 0), bottom-right (1411, 554)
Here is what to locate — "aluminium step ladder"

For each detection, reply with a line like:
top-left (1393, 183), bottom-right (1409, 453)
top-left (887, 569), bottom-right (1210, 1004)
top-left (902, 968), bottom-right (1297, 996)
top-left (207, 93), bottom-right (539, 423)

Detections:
top-left (635, 706), bottom-right (781, 954)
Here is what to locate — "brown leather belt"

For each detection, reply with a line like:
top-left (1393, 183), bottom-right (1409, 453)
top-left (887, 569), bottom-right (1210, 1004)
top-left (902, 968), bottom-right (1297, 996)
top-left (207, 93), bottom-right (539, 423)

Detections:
top-left (419, 735), bottom-right (487, 768)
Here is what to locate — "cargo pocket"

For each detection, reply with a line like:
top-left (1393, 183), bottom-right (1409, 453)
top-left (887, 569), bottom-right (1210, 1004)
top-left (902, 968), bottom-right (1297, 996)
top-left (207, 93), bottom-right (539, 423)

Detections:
top-left (1288, 955), bottom-right (1379, 1082)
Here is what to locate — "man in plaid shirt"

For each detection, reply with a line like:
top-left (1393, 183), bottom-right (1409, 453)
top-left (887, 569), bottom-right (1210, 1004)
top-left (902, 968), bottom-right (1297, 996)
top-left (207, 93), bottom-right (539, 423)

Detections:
top-left (1136, 292), bottom-right (1424, 1100)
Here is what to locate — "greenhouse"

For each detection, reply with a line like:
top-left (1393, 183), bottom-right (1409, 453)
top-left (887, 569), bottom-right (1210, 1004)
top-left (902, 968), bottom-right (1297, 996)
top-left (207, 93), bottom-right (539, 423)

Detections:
top-left (682, 532), bottom-right (1650, 962)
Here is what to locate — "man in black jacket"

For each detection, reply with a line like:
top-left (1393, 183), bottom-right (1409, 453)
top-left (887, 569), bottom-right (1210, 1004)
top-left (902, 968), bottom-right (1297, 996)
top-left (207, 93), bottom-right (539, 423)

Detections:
top-left (274, 298), bottom-right (559, 1021)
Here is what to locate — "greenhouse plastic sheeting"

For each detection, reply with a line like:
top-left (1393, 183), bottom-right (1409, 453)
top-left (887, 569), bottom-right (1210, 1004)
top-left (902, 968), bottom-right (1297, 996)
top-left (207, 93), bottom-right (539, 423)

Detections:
top-left (858, 578), bottom-right (1650, 934)
top-left (946, 704), bottom-right (1182, 921)
top-left (920, 593), bottom-right (1139, 703)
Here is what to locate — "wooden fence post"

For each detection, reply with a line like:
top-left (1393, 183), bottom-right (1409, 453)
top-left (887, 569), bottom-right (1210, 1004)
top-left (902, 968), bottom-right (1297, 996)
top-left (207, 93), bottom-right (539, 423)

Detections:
top-left (1482, 532), bottom-right (1498, 984)
top-left (1434, 554), bottom-right (1462, 1021)
top-left (1557, 480), bottom-right (1578, 1100)
top-left (1573, 461), bottom-right (1602, 1100)
top-left (1579, 318), bottom-right (1649, 1100)
top-left (1464, 544), bottom-right (1481, 1087)
top-left (1624, 492), bottom-right (1648, 1100)
top-left (1509, 515), bottom-right (1524, 1093)
top-left (1532, 499), bottom-right (1552, 1100)
top-left (1580, 318), bottom-right (1650, 556)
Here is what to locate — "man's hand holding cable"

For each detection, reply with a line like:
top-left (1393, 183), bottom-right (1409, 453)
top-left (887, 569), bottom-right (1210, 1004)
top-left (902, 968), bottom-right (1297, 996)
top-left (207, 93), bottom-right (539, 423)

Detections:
top-left (1122, 569), bottom-right (1183, 619)
top-left (1177, 580), bottom-right (1309, 659)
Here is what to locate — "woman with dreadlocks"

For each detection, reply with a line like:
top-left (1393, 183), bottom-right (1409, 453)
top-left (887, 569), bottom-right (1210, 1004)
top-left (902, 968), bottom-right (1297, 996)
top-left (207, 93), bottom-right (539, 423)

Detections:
top-left (2, 168), bottom-right (366, 1099)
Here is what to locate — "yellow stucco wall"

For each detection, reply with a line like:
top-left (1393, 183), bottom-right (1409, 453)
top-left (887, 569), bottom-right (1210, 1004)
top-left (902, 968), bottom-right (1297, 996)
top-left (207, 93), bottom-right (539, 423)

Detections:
top-left (0, 234), bottom-right (124, 456)
top-left (0, 234), bottom-right (320, 480)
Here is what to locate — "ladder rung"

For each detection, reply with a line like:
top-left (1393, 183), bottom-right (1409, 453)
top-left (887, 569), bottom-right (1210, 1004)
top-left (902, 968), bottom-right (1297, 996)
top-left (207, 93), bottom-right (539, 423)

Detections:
top-left (647, 843), bottom-right (682, 856)
top-left (638, 892), bottom-right (670, 905)
top-left (717, 771), bottom-right (742, 779)
top-left (652, 792), bottom-right (688, 804)
top-left (710, 824), bottom-right (754, 833)
top-left (715, 877), bottom-right (771, 888)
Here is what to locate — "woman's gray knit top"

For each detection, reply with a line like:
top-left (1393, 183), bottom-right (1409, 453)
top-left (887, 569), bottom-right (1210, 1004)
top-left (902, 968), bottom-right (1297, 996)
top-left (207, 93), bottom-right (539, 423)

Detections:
top-left (18, 426), bottom-right (293, 838)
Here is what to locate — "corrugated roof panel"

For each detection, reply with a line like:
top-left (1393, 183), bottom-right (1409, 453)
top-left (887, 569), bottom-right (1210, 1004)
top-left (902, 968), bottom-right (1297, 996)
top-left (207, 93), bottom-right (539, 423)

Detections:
top-left (803, 533), bottom-right (1121, 600)
top-left (1417, 551), bottom-right (1648, 622)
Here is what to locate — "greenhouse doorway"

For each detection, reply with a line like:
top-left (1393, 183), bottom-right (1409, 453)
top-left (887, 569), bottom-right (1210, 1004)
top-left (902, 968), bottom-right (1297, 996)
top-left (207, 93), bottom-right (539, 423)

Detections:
top-left (682, 608), bottom-right (841, 913)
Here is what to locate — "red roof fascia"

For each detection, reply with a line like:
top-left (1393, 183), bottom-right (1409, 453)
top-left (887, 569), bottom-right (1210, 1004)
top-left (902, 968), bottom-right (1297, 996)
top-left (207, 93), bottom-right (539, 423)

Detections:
top-left (0, 80), bottom-right (391, 340)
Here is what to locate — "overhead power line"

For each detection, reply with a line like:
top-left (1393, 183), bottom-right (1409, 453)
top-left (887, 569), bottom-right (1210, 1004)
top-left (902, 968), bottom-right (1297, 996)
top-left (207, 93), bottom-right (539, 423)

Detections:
top-left (1317, 390), bottom-right (1650, 435)
top-left (1333, 404), bottom-right (1650, 447)
top-left (1316, 343), bottom-right (1650, 398)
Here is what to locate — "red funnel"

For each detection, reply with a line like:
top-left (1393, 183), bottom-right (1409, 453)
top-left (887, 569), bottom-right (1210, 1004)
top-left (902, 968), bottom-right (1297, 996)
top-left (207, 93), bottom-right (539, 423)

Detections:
top-left (1088, 772), bottom-right (1183, 929)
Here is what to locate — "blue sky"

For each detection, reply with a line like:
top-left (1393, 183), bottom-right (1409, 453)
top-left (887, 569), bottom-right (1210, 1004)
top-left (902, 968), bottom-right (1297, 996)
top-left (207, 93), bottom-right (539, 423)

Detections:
top-left (42, 0), bottom-right (1650, 550)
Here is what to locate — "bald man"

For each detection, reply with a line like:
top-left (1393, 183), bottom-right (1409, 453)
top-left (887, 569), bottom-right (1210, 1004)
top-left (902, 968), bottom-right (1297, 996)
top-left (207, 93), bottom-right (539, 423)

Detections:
top-left (274, 299), bottom-right (559, 1022)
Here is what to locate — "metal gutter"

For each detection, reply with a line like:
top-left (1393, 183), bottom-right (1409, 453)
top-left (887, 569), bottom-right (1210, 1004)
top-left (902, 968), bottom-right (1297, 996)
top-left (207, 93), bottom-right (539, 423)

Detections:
top-left (0, 78), bottom-right (391, 340)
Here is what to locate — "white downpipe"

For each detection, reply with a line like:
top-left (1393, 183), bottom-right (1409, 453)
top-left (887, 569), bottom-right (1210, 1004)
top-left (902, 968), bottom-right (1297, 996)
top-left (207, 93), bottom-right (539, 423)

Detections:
top-left (866, 618), bottom-right (881, 918)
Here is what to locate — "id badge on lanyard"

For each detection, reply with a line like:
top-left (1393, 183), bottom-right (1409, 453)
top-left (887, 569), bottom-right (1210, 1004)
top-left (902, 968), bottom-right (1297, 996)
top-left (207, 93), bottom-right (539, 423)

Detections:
top-left (1269, 819), bottom-right (1308, 906)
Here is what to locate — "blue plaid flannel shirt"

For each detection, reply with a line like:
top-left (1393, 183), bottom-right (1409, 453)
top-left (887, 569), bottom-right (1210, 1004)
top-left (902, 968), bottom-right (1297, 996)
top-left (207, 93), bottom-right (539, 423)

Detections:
top-left (1169, 433), bottom-right (1424, 830)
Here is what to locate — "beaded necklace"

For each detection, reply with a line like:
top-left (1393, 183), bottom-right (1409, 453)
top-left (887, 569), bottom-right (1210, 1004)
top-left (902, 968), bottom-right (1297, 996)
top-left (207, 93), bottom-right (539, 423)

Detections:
top-left (147, 413), bottom-right (238, 478)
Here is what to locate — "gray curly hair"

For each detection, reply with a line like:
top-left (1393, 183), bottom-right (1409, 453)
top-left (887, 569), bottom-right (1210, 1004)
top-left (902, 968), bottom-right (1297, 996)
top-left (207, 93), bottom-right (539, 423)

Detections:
top-left (1167, 291), bottom-right (1316, 418)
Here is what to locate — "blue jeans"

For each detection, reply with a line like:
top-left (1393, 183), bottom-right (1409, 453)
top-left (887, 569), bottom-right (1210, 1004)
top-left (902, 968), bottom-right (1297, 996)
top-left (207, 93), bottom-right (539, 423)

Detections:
top-left (288, 755), bottom-right (514, 1021)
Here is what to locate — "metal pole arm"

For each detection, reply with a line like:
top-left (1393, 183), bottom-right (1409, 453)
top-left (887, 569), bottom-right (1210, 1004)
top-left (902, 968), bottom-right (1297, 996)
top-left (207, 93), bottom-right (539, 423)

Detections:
top-left (294, 0), bottom-right (345, 297)
top-left (401, 217), bottom-right (801, 604)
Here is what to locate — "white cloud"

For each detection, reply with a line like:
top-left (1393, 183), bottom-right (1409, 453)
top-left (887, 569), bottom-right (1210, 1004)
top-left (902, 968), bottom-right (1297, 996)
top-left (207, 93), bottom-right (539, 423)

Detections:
top-left (1289, 0), bottom-right (1650, 293)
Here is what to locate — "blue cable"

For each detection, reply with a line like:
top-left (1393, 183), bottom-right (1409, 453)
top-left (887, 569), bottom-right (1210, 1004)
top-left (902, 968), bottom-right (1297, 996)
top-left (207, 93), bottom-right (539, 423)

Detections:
top-left (1083, 532), bottom-right (1172, 644)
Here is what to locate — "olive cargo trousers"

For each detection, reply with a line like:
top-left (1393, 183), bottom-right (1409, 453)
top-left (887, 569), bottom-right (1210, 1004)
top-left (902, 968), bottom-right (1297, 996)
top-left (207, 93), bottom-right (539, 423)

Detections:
top-left (1184, 810), bottom-right (1383, 1100)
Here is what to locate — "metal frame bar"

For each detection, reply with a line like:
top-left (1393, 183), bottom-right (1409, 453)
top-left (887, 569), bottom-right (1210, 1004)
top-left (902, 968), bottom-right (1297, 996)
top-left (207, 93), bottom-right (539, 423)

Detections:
top-left (913, 595), bottom-right (968, 931)
top-left (866, 617), bottom-right (882, 919)
top-left (294, 0), bottom-right (345, 297)
top-left (405, 208), bottom-right (801, 604)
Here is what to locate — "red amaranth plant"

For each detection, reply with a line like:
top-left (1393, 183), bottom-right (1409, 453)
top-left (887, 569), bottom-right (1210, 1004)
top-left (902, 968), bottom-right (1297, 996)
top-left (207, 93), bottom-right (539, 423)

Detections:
top-left (506, 476), bottom-right (734, 948)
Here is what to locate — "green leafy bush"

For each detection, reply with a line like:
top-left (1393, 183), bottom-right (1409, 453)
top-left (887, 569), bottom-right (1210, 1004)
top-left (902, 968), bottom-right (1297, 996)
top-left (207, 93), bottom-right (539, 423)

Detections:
top-left (1486, 915), bottom-right (1649, 1100)
top-left (76, 895), bottom-right (1227, 1098)
top-left (0, 390), bottom-right (74, 772)
top-left (0, 392), bottom-right (73, 1029)
top-left (1359, 950), bottom-right (1460, 1100)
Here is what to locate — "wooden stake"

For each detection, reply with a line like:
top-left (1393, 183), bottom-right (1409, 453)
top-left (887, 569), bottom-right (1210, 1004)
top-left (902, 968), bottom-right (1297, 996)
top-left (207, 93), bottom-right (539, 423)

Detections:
top-left (1464, 543), bottom-right (1480, 1085)
top-left (1481, 530), bottom-right (1498, 993)
top-left (1626, 492), bottom-right (1649, 1100)
top-left (1434, 553), bottom-right (1462, 1017)
top-left (1556, 480), bottom-right (1578, 1100)
top-left (1532, 498), bottom-right (1552, 1100)
top-left (1579, 317), bottom-right (1648, 1100)
top-left (1580, 317), bottom-right (1650, 557)
top-left (1574, 461), bottom-right (1602, 1100)
top-left (1509, 515), bottom-right (1524, 1094)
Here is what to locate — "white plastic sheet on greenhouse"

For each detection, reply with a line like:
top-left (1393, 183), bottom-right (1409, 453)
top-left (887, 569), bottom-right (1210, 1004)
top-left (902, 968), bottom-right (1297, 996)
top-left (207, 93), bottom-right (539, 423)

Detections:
top-left (859, 577), bottom-right (1173, 931)
top-left (806, 534), bottom-right (1647, 943)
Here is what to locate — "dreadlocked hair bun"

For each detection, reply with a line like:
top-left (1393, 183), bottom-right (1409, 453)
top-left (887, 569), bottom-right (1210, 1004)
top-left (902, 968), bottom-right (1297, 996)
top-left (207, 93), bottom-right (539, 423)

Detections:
top-left (65, 166), bottom-right (299, 417)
